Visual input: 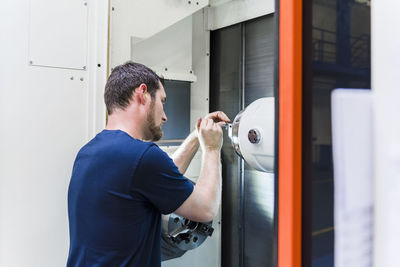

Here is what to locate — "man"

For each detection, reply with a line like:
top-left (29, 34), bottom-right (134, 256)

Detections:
top-left (67, 61), bottom-right (230, 267)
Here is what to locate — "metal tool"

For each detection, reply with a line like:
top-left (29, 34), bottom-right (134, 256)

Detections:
top-left (161, 213), bottom-right (214, 261)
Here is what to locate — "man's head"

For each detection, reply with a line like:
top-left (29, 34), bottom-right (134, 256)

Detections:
top-left (104, 61), bottom-right (167, 141)
top-left (104, 61), bottom-right (163, 114)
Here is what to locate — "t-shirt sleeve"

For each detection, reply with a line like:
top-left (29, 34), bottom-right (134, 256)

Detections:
top-left (132, 144), bottom-right (194, 214)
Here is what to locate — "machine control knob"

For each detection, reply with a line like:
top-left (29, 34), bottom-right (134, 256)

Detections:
top-left (248, 129), bottom-right (260, 144)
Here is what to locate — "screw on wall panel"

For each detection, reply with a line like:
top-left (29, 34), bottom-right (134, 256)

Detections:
top-left (189, 70), bottom-right (193, 74)
top-left (29, 61), bottom-right (33, 65)
top-left (112, 7), bottom-right (115, 11)
top-left (70, 77), bottom-right (74, 80)
top-left (84, 2), bottom-right (87, 6)
top-left (188, 1), bottom-right (191, 4)
top-left (206, 52), bottom-right (209, 56)
top-left (164, 68), bottom-right (168, 71)
top-left (97, 63), bottom-right (101, 67)
top-left (196, 2), bottom-right (199, 5)
top-left (83, 66), bottom-right (86, 70)
top-left (80, 77), bottom-right (84, 81)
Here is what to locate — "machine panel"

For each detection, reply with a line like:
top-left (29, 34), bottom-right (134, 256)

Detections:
top-left (29, 0), bottom-right (88, 70)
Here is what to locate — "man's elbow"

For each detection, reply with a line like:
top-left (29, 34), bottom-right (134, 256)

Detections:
top-left (175, 188), bottom-right (220, 222)
top-left (197, 206), bottom-right (218, 222)
top-left (184, 206), bottom-right (218, 223)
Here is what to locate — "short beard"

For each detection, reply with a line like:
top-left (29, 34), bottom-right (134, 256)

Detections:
top-left (146, 101), bottom-right (163, 142)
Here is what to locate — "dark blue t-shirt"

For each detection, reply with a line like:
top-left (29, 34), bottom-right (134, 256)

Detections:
top-left (67, 130), bottom-right (194, 267)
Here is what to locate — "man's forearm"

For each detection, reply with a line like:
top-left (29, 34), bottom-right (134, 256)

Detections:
top-left (172, 131), bottom-right (200, 174)
top-left (173, 148), bottom-right (222, 222)
top-left (193, 149), bottom-right (222, 220)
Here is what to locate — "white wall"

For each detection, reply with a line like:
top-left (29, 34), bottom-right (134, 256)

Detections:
top-left (0, 0), bottom-right (108, 266)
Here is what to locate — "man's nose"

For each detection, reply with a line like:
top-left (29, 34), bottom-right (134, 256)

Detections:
top-left (162, 112), bottom-right (167, 122)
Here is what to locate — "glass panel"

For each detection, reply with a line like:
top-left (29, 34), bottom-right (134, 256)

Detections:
top-left (309, 0), bottom-right (371, 266)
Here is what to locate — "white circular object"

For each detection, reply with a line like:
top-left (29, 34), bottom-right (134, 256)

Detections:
top-left (231, 97), bottom-right (275, 172)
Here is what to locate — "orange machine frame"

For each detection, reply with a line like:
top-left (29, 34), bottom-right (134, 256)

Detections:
top-left (278, 0), bottom-right (303, 266)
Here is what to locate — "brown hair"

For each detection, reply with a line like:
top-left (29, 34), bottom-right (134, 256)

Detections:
top-left (104, 61), bottom-right (164, 115)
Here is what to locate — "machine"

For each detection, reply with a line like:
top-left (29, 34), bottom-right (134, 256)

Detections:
top-left (161, 213), bottom-right (214, 261)
top-left (227, 97), bottom-right (275, 172)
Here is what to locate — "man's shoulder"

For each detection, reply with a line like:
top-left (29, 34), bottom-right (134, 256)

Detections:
top-left (138, 144), bottom-right (178, 174)
top-left (77, 130), bottom-right (153, 160)
top-left (140, 143), bottom-right (170, 161)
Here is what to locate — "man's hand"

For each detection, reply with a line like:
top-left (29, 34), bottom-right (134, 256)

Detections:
top-left (172, 111), bottom-right (229, 174)
top-left (205, 111), bottom-right (230, 125)
top-left (198, 118), bottom-right (223, 152)
top-left (196, 111), bottom-right (230, 152)
top-left (196, 111), bottom-right (231, 130)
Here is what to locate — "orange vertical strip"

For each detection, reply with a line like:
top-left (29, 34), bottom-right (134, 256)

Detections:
top-left (278, 0), bottom-right (303, 266)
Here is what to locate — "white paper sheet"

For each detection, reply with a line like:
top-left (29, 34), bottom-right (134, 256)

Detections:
top-left (331, 89), bottom-right (373, 267)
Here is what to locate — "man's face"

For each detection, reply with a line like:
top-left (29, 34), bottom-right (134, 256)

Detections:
top-left (145, 82), bottom-right (167, 141)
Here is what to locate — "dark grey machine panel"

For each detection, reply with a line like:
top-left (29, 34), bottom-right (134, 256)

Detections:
top-left (210, 15), bottom-right (276, 267)
top-left (210, 23), bottom-right (242, 267)
top-left (160, 80), bottom-right (191, 142)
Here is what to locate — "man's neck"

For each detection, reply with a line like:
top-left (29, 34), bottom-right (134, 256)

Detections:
top-left (106, 115), bottom-right (144, 140)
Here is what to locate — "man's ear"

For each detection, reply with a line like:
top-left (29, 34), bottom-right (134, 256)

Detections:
top-left (136, 83), bottom-right (148, 105)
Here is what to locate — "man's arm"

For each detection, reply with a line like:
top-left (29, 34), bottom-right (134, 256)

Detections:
top-left (174, 118), bottom-right (223, 222)
top-left (172, 130), bottom-right (199, 175)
